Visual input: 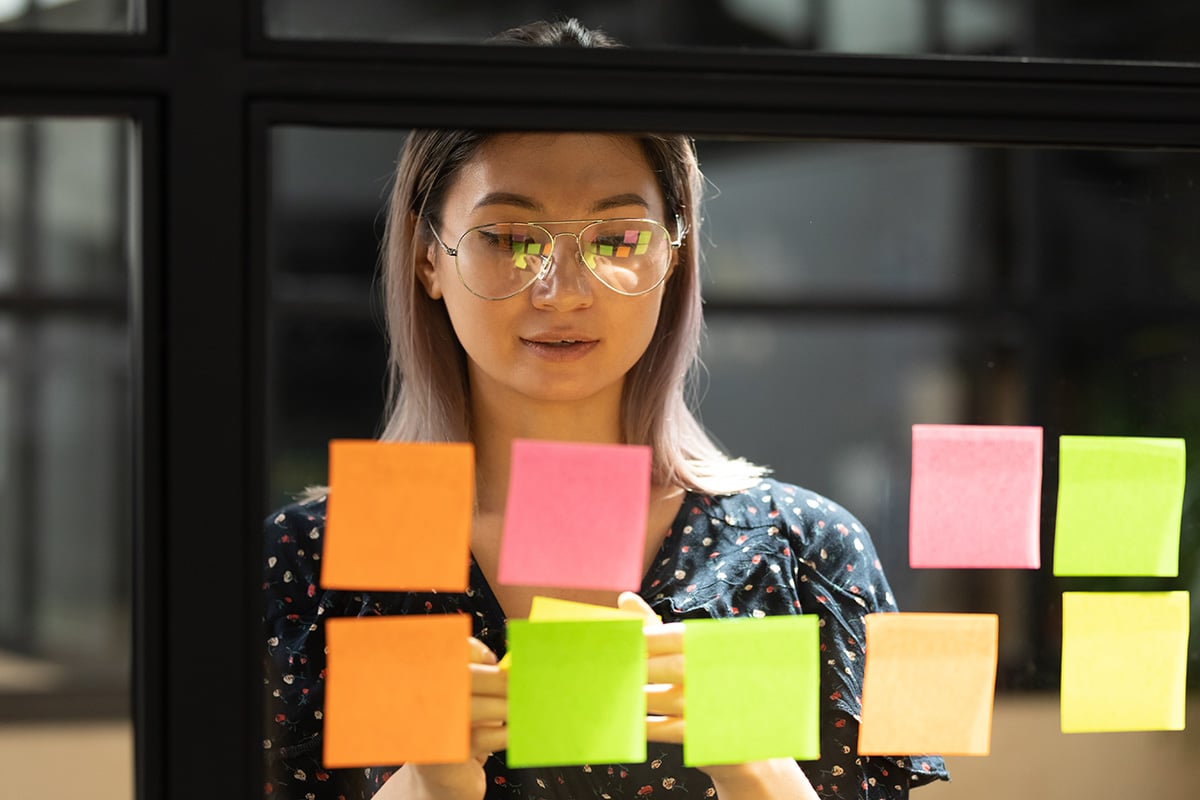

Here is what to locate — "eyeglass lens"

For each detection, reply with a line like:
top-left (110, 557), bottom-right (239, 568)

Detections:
top-left (455, 220), bottom-right (671, 298)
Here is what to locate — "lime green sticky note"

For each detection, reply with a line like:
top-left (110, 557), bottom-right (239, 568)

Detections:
top-left (1061, 591), bottom-right (1190, 733)
top-left (683, 616), bottom-right (820, 766)
top-left (1053, 436), bottom-right (1185, 576)
top-left (497, 597), bottom-right (643, 671)
top-left (506, 619), bottom-right (646, 767)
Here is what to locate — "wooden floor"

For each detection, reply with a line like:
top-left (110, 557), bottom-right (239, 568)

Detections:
top-left (0, 720), bottom-right (133, 799)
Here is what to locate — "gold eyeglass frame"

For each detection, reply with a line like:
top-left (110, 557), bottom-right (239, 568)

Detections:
top-left (426, 216), bottom-right (686, 300)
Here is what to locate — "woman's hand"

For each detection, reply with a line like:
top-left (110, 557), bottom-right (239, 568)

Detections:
top-left (467, 636), bottom-right (508, 759)
top-left (616, 593), bottom-right (818, 800)
top-left (617, 592), bottom-right (686, 743)
top-left (379, 636), bottom-right (507, 800)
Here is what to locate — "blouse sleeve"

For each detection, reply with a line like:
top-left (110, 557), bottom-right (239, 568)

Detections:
top-left (263, 501), bottom-right (392, 799)
top-left (782, 486), bottom-right (949, 795)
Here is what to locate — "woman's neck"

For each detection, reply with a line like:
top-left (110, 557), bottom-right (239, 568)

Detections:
top-left (471, 384), bottom-right (624, 514)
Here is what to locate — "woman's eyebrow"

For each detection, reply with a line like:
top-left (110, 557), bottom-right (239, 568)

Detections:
top-left (590, 193), bottom-right (650, 213)
top-left (471, 191), bottom-right (651, 215)
top-left (472, 191), bottom-right (542, 212)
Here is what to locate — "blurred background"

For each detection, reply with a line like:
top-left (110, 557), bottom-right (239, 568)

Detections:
top-left (2, 1), bottom-right (1198, 798)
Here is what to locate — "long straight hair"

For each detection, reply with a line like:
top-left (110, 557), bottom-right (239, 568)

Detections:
top-left (377, 19), bottom-right (765, 495)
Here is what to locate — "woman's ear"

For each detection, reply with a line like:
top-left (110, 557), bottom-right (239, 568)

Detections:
top-left (664, 244), bottom-right (681, 282)
top-left (413, 217), bottom-right (444, 299)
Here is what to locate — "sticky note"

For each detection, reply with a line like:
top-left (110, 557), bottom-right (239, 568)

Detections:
top-left (683, 616), bottom-right (820, 765)
top-left (498, 439), bottom-right (651, 591)
top-left (506, 618), bottom-right (646, 767)
top-left (324, 614), bottom-right (470, 766)
top-left (1061, 591), bottom-right (1190, 733)
top-left (1053, 436), bottom-right (1185, 576)
top-left (858, 613), bottom-right (998, 756)
top-left (497, 596), bottom-right (645, 669)
top-left (908, 424), bottom-right (1043, 569)
top-left (322, 440), bottom-right (473, 591)
top-left (528, 595), bottom-right (647, 621)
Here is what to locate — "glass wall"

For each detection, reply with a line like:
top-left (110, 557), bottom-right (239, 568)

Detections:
top-left (0, 0), bottom-right (140, 33)
top-left (0, 116), bottom-right (135, 797)
top-left (266, 126), bottom-right (1199, 693)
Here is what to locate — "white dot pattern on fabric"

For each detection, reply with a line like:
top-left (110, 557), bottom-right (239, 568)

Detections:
top-left (261, 480), bottom-right (948, 799)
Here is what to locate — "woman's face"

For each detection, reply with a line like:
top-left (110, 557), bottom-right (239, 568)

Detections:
top-left (417, 132), bottom-right (675, 414)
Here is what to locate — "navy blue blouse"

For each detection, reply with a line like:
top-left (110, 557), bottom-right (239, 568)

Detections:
top-left (263, 478), bottom-right (949, 799)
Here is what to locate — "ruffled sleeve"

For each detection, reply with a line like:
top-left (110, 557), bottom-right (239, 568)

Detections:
top-left (777, 482), bottom-right (949, 793)
top-left (262, 500), bottom-right (393, 799)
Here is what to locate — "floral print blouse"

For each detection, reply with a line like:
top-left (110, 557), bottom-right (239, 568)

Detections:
top-left (264, 478), bottom-right (949, 799)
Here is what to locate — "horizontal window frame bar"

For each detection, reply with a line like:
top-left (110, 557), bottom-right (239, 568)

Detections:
top-left (3, 52), bottom-right (1199, 147)
top-left (248, 35), bottom-right (1200, 85)
top-left (0, 294), bottom-right (128, 318)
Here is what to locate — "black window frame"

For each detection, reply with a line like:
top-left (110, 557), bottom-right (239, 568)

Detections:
top-left (2, 2), bottom-right (1199, 798)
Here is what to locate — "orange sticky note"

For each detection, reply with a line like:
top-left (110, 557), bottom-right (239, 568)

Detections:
top-left (323, 440), bottom-right (473, 590)
top-left (324, 614), bottom-right (471, 766)
top-left (859, 612), bottom-right (998, 756)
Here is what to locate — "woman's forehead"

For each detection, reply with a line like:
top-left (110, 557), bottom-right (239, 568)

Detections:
top-left (448, 132), bottom-right (665, 216)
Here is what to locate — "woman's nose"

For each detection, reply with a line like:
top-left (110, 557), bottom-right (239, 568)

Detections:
top-left (530, 234), bottom-right (593, 310)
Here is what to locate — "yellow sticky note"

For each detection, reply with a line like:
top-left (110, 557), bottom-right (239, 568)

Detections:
top-left (1061, 591), bottom-right (1190, 733)
top-left (529, 596), bottom-right (650, 622)
top-left (323, 440), bottom-right (473, 591)
top-left (858, 613), bottom-right (998, 756)
top-left (324, 614), bottom-right (471, 766)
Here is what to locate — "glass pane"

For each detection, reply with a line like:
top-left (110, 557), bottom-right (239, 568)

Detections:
top-left (702, 141), bottom-right (987, 299)
top-left (263, 0), bottom-right (1200, 63)
top-left (0, 116), bottom-right (133, 800)
top-left (265, 128), bottom-right (1199, 797)
top-left (0, 0), bottom-right (141, 33)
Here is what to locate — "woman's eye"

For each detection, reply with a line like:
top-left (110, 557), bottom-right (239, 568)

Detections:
top-left (480, 232), bottom-right (516, 250)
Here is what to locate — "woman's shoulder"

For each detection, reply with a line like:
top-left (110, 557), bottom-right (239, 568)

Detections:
top-left (696, 477), bottom-right (868, 537)
top-left (264, 491), bottom-right (328, 532)
top-left (263, 494), bottom-right (329, 578)
top-left (264, 493), bottom-right (328, 547)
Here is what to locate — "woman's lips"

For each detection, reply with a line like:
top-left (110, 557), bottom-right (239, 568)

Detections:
top-left (520, 337), bottom-right (599, 361)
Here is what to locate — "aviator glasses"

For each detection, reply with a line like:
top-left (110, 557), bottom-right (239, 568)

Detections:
top-left (427, 217), bottom-right (684, 300)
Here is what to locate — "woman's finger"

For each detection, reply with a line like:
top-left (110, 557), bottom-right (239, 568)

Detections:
top-left (470, 662), bottom-right (508, 697)
top-left (644, 623), bottom-right (684, 656)
top-left (646, 652), bottom-right (685, 685)
top-left (470, 695), bottom-right (507, 724)
top-left (617, 591), bottom-right (661, 623)
top-left (644, 683), bottom-right (684, 717)
top-left (646, 715), bottom-right (685, 745)
top-left (468, 636), bottom-right (497, 665)
top-left (470, 725), bottom-right (508, 760)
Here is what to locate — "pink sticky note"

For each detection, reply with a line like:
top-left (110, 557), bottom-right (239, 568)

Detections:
top-left (909, 424), bottom-right (1043, 569)
top-left (498, 439), bottom-right (651, 591)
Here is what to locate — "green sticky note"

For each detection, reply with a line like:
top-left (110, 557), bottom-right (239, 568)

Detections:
top-left (683, 616), bottom-right (820, 766)
top-left (1053, 436), bottom-right (1185, 576)
top-left (506, 619), bottom-right (646, 767)
top-left (1061, 591), bottom-right (1190, 732)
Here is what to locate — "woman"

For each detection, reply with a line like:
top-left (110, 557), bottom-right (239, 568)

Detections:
top-left (264, 18), bottom-right (948, 800)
